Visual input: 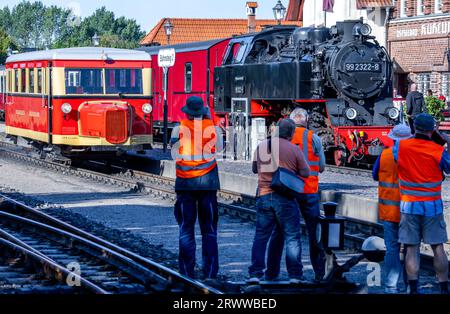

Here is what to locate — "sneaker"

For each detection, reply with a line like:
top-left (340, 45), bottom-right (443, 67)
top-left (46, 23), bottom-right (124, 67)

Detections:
top-left (289, 276), bottom-right (308, 284)
top-left (246, 276), bottom-right (262, 284)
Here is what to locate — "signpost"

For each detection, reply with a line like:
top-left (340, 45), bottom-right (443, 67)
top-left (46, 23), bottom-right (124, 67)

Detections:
top-left (158, 48), bottom-right (176, 152)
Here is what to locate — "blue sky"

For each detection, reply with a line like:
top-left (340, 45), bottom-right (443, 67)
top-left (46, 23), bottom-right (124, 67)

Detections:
top-left (0, 0), bottom-right (287, 32)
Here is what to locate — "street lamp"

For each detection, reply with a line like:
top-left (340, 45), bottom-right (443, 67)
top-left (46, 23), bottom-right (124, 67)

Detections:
top-left (92, 33), bottom-right (100, 47)
top-left (163, 19), bottom-right (174, 45)
top-left (272, 0), bottom-right (286, 25)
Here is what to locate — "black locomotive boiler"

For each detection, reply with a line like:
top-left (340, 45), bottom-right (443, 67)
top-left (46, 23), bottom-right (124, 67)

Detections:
top-left (214, 18), bottom-right (398, 166)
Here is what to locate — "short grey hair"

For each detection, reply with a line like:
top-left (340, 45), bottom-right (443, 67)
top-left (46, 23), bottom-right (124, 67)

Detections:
top-left (290, 107), bottom-right (308, 126)
top-left (275, 119), bottom-right (296, 139)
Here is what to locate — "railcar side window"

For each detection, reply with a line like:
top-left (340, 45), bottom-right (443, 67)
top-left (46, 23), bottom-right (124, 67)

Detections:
top-left (14, 70), bottom-right (19, 93)
top-left (37, 69), bottom-right (42, 94)
top-left (105, 69), bottom-right (143, 94)
top-left (185, 63), bottom-right (192, 93)
top-left (29, 69), bottom-right (35, 93)
top-left (65, 69), bottom-right (103, 94)
top-left (20, 69), bottom-right (26, 93)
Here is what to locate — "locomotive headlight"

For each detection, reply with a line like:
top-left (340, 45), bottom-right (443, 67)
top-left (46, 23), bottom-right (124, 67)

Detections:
top-left (61, 103), bottom-right (72, 114)
top-left (387, 107), bottom-right (400, 120)
top-left (345, 107), bottom-right (358, 120)
top-left (360, 23), bottom-right (372, 36)
top-left (142, 103), bottom-right (153, 114)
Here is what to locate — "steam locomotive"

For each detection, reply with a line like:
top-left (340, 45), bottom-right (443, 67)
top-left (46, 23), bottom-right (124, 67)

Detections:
top-left (214, 18), bottom-right (397, 166)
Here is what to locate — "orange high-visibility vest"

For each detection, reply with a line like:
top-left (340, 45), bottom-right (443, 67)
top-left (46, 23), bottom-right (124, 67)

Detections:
top-left (397, 138), bottom-right (444, 203)
top-left (291, 127), bottom-right (320, 194)
top-left (378, 148), bottom-right (401, 223)
top-left (176, 119), bottom-right (217, 179)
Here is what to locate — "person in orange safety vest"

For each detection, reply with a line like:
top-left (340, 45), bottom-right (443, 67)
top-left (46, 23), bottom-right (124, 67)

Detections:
top-left (373, 123), bottom-right (412, 293)
top-left (170, 96), bottom-right (221, 279)
top-left (394, 113), bottom-right (450, 294)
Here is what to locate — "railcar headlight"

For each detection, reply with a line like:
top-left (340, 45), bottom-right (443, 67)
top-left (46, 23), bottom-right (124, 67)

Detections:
top-left (345, 107), bottom-right (358, 120)
top-left (61, 103), bottom-right (72, 114)
top-left (360, 23), bottom-right (372, 36)
top-left (387, 107), bottom-right (400, 120)
top-left (142, 103), bottom-right (153, 114)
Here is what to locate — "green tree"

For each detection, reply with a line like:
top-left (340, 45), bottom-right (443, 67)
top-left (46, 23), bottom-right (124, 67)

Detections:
top-left (0, 28), bottom-right (17, 64)
top-left (55, 7), bottom-right (145, 49)
top-left (0, 2), bottom-right (145, 50)
top-left (425, 96), bottom-right (446, 122)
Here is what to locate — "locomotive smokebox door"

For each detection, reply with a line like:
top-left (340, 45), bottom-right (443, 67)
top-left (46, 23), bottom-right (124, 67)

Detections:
top-left (318, 202), bottom-right (345, 250)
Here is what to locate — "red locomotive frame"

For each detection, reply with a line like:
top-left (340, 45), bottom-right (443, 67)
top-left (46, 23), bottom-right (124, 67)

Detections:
top-left (4, 47), bottom-right (153, 157)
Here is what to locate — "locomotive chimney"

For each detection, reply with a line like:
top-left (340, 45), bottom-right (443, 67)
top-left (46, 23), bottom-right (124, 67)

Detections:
top-left (246, 2), bottom-right (258, 33)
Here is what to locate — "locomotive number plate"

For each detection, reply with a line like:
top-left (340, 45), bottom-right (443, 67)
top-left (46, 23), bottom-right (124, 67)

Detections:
top-left (345, 63), bottom-right (381, 72)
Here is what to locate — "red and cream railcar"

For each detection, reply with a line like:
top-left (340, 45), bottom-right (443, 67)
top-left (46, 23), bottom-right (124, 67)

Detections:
top-left (4, 47), bottom-right (153, 156)
top-left (0, 66), bottom-right (5, 121)
top-left (141, 39), bottom-right (229, 135)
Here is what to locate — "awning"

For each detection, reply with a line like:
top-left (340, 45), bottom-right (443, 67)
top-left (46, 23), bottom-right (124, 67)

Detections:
top-left (356, 0), bottom-right (394, 9)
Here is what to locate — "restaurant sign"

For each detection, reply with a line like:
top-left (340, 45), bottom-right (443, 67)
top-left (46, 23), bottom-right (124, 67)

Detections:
top-left (395, 20), bottom-right (450, 39)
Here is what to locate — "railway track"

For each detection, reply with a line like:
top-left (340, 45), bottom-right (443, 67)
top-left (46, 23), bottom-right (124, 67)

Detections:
top-left (0, 194), bottom-right (222, 294)
top-left (0, 141), bottom-right (442, 277)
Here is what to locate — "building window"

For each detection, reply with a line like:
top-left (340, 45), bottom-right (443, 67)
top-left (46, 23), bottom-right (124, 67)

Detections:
top-left (417, 73), bottom-right (431, 95)
top-left (400, 0), bottom-right (407, 17)
top-left (441, 73), bottom-right (450, 99)
top-left (435, 0), bottom-right (443, 13)
top-left (185, 63), bottom-right (192, 93)
top-left (417, 0), bottom-right (424, 15)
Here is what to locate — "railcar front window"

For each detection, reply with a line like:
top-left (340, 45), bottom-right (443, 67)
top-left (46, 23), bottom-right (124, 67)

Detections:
top-left (105, 69), bottom-right (143, 94)
top-left (65, 69), bottom-right (103, 94)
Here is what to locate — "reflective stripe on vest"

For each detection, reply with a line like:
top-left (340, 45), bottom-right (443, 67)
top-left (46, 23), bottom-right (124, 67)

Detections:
top-left (378, 148), bottom-right (401, 223)
top-left (397, 138), bottom-right (444, 202)
top-left (176, 119), bottom-right (218, 179)
top-left (292, 127), bottom-right (320, 194)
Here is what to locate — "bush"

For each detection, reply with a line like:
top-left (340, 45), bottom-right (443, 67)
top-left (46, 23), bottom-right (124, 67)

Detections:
top-left (425, 96), bottom-right (445, 122)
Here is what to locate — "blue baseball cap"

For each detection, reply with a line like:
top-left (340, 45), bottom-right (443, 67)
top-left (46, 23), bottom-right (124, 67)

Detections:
top-left (414, 113), bottom-right (436, 132)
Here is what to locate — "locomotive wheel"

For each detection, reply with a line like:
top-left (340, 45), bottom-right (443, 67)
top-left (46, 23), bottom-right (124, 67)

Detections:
top-left (334, 147), bottom-right (347, 167)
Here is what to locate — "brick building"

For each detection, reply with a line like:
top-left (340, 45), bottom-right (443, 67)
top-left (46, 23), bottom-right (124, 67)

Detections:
top-left (388, 0), bottom-right (450, 98)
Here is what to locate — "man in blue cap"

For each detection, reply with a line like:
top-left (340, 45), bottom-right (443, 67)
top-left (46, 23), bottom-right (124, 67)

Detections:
top-left (394, 113), bottom-right (450, 294)
top-left (170, 96), bottom-right (221, 279)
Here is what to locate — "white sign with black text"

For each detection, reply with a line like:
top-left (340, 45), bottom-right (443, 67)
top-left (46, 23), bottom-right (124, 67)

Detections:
top-left (157, 48), bottom-right (176, 68)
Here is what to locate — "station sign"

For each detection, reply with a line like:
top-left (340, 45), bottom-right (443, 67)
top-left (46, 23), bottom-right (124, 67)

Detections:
top-left (158, 48), bottom-right (176, 68)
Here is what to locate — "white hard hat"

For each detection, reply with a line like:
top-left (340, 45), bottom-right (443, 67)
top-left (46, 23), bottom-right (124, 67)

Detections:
top-left (362, 236), bottom-right (386, 262)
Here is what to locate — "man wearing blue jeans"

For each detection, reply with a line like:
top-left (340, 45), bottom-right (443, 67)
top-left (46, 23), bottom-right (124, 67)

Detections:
top-left (171, 96), bottom-right (221, 279)
top-left (373, 124), bottom-right (413, 293)
top-left (248, 119), bottom-right (310, 283)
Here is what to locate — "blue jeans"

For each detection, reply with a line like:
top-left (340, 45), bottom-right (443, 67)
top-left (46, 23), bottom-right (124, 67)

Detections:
top-left (248, 192), bottom-right (303, 279)
top-left (383, 221), bottom-right (402, 291)
top-left (174, 190), bottom-right (219, 279)
top-left (268, 193), bottom-right (325, 279)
